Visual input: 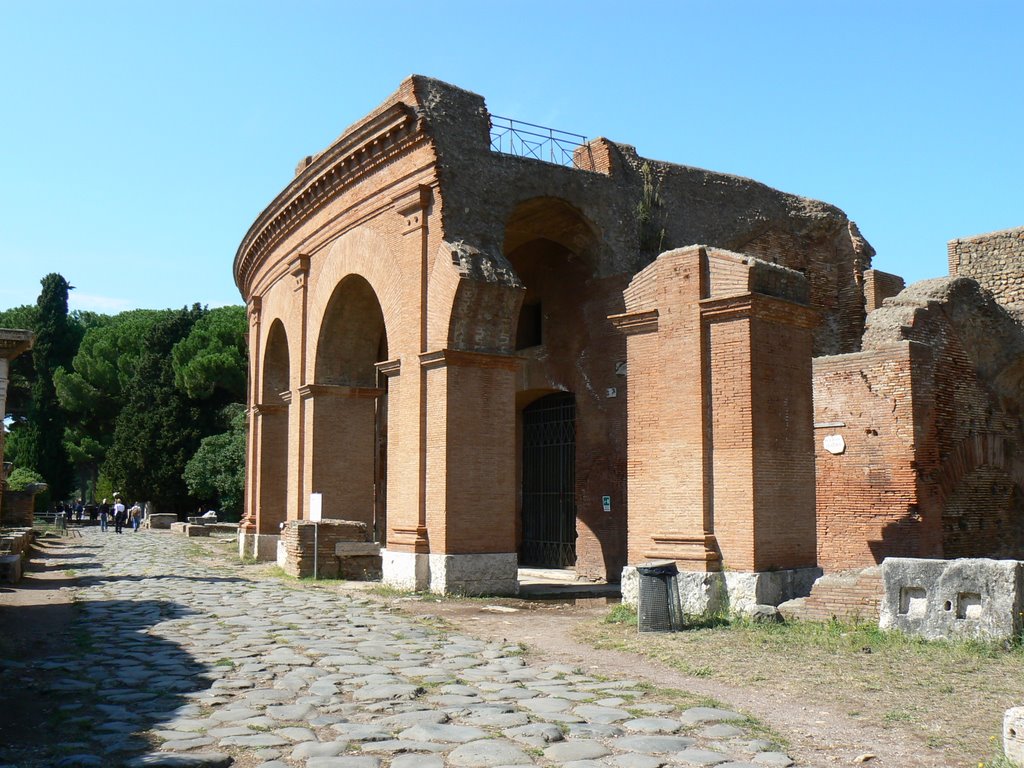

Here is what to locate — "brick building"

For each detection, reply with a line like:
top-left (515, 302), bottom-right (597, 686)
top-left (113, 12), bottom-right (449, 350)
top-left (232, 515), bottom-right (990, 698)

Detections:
top-left (234, 76), bottom-right (1024, 599)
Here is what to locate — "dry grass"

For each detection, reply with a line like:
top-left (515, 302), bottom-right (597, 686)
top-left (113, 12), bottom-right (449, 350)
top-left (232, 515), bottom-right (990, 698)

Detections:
top-left (580, 607), bottom-right (1024, 764)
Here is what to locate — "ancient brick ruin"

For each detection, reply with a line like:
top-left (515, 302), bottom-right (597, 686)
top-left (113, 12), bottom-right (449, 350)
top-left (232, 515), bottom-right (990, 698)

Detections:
top-left (234, 76), bottom-right (1024, 601)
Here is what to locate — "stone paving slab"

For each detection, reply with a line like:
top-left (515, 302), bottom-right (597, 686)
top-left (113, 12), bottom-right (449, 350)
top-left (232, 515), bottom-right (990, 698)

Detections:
top-left (0, 528), bottom-right (811, 767)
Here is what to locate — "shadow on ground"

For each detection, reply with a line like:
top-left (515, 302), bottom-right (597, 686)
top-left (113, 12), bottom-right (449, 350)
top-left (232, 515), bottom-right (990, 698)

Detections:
top-left (0, 597), bottom-right (212, 768)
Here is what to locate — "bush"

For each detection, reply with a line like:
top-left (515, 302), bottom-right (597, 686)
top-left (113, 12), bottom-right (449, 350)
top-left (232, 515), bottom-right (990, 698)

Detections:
top-left (5, 467), bottom-right (45, 491)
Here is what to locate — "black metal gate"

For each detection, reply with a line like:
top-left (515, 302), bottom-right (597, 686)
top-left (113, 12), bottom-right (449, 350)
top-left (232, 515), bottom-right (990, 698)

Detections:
top-left (520, 392), bottom-right (576, 567)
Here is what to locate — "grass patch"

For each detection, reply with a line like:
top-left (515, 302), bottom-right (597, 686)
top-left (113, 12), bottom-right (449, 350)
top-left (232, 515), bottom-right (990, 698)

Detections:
top-left (580, 610), bottom-right (1024, 764)
top-left (604, 603), bottom-right (637, 624)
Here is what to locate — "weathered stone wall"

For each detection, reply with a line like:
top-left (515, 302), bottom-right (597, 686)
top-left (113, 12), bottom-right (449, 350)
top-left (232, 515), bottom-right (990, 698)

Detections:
top-left (0, 490), bottom-right (37, 527)
top-left (814, 277), bottom-right (1024, 569)
top-left (780, 567), bottom-right (883, 623)
top-left (948, 226), bottom-right (1024, 317)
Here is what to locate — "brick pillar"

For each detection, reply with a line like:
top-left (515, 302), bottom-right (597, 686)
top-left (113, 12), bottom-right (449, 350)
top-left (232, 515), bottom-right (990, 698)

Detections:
top-left (611, 246), bottom-right (719, 570)
top-left (301, 384), bottom-right (382, 529)
top-left (420, 348), bottom-right (520, 595)
top-left (613, 245), bottom-right (818, 577)
top-left (702, 293), bottom-right (817, 571)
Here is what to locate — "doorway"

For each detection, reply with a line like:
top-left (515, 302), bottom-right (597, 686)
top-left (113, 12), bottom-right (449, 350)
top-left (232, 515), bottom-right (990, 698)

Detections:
top-left (520, 392), bottom-right (577, 567)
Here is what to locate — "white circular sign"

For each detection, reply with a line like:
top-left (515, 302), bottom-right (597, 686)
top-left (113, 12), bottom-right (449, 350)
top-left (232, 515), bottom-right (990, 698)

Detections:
top-left (823, 434), bottom-right (846, 455)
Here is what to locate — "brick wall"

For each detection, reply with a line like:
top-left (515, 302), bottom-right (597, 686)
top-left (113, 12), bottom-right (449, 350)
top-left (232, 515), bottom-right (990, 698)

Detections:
top-left (782, 568), bottom-right (882, 623)
top-left (279, 519), bottom-right (368, 578)
top-left (863, 269), bottom-right (905, 312)
top-left (948, 226), bottom-right (1024, 312)
top-left (813, 345), bottom-right (927, 570)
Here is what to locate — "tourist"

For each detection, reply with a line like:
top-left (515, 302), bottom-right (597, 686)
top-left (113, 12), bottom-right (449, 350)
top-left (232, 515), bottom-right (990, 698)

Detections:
top-left (98, 498), bottom-right (110, 532)
top-left (113, 498), bottom-right (127, 534)
top-left (130, 502), bottom-right (142, 532)
top-left (74, 499), bottom-right (84, 521)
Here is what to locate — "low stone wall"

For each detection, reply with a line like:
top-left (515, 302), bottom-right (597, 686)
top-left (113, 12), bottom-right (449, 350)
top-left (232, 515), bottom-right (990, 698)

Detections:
top-left (0, 528), bottom-right (35, 583)
top-left (621, 566), bottom-right (820, 616)
top-left (880, 557), bottom-right (1024, 641)
top-left (277, 519), bottom-right (376, 579)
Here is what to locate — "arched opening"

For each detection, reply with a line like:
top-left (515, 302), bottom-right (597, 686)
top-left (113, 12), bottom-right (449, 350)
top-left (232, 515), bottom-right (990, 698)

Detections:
top-left (504, 197), bottom-right (626, 580)
top-left (312, 275), bottom-right (389, 540)
top-left (258, 320), bottom-right (290, 535)
top-left (519, 391), bottom-right (577, 567)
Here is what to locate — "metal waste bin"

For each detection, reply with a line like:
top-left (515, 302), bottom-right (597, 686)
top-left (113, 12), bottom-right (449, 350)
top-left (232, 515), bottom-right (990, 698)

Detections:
top-left (637, 561), bottom-right (683, 632)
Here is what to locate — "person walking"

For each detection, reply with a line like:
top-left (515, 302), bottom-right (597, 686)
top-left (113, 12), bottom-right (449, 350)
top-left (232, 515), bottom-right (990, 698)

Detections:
top-left (113, 498), bottom-right (127, 534)
top-left (98, 498), bottom-right (110, 532)
top-left (129, 502), bottom-right (142, 532)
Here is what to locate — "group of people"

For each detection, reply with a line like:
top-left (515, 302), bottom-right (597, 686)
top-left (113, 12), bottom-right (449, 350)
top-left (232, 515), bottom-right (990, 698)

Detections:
top-left (96, 497), bottom-right (144, 533)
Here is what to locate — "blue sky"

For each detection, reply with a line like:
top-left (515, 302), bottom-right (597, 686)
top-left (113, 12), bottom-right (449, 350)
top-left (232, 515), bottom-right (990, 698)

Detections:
top-left (1, 1), bottom-right (1021, 314)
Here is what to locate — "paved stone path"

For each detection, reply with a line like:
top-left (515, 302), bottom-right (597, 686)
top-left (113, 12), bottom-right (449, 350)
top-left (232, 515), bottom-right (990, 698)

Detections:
top-left (2, 529), bottom-right (808, 768)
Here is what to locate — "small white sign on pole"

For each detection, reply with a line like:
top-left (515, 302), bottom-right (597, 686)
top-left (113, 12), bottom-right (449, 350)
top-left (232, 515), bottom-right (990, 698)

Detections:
top-left (309, 492), bottom-right (323, 522)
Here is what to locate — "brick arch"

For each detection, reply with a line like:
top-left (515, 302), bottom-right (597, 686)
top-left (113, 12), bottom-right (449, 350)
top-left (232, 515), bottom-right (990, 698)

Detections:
top-left (503, 196), bottom-right (601, 260)
top-left (307, 227), bottom-right (407, 375)
top-left (934, 433), bottom-right (1024, 506)
top-left (426, 240), bottom-right (524, 354)
top-left (313, 274), bottom-right (388, 387)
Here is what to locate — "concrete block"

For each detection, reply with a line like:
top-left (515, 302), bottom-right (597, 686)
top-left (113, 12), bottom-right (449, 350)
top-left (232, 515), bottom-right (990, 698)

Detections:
top-left (880, 557), bottom-right (1024, 642)
top-left (1006, 707), bottom-right (1024, 767)
top-left (184, 524), bottom-right (211, 537)
top-left (148, 513), bottom-right (178, 530)
top-left (169, 522), bottom-right (189, 534)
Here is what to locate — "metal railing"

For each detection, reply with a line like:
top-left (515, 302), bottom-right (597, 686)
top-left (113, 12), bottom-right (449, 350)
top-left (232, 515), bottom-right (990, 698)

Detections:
top-left (489, 115), bottom-right (590, 170)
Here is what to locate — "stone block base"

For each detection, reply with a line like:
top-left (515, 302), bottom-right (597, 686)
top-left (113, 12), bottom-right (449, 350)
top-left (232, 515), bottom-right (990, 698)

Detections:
top-left (147, 513), bottom-right (178, 530)
top-left (382, 550), bottom-right (429, 591)
top-left (184, 524), bottom-right (210, 537)
top-left (428, 552), bottom-right (518, 596)
top-left (880, 557), bottom-right (1024, 642)
top-left (238, 532), bottom-right (279, 562)
top-left (0, 554), bottom-right (23, 583)
top-left (1006, 707), bottom-right (1024, 767)
top-left (621, 565), bottom-right (821, 616)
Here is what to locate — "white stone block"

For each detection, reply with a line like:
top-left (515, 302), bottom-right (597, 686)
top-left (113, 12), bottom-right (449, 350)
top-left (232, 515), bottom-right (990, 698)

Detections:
top-left (428, 552), bottom-right (518, 596)
top-left (1005, 707), bottom-right (1024, 767)
top-left (382, 549), bottom-right (429, 591)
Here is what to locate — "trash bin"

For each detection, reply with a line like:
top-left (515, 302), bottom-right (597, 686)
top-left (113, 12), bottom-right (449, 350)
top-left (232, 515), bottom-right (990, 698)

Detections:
top-left (637, 561), bottom-right (683, 632)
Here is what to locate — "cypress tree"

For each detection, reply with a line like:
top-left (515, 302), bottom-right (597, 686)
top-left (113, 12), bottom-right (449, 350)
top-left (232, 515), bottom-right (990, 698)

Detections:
top-left (21, 274), bottom-right (76, 500)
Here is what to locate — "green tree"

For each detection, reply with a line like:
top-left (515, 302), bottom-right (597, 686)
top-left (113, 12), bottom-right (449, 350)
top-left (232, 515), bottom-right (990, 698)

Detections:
top-left (171, 305), bottom-right (247, 403)
top-left (55, 309), bottom-right (172, 497)
top-left (19, 275), bottom-right (76, 500)
top-left (104, 305), bottom-right (217, 514)
top-left (183, 403), bottom-right (246, 521)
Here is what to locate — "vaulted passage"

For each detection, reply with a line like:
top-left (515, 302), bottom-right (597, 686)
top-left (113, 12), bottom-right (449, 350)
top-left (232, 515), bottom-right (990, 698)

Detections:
top-left (520, 392), bottom-right (577, 567)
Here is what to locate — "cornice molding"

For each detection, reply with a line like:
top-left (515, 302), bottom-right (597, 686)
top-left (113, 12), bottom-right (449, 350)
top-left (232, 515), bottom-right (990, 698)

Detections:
top-left (234, 102), bottom-right (428, 295)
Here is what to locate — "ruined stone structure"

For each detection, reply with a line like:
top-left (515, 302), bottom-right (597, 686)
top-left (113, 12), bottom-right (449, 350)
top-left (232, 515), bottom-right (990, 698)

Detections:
top-left (235, 76), bottom-right (1024, 599)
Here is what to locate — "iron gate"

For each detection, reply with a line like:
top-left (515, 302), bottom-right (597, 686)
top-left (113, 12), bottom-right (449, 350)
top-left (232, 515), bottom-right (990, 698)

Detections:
top-left (520, 392), bottom-right (576, 567)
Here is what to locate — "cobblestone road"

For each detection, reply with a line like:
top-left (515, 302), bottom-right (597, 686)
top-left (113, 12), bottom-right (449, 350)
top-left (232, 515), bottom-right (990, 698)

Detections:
top-left (2, 528), bottom-right (807, 768)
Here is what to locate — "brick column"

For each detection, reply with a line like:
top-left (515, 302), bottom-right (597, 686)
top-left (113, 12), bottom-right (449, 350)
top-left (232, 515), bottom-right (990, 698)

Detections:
top-left (420, 348), bottom-right (520, 595)
top-left (701, 292), bottom-right (818, 571)
top-left (613, 246), bottom-right (819, 611)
